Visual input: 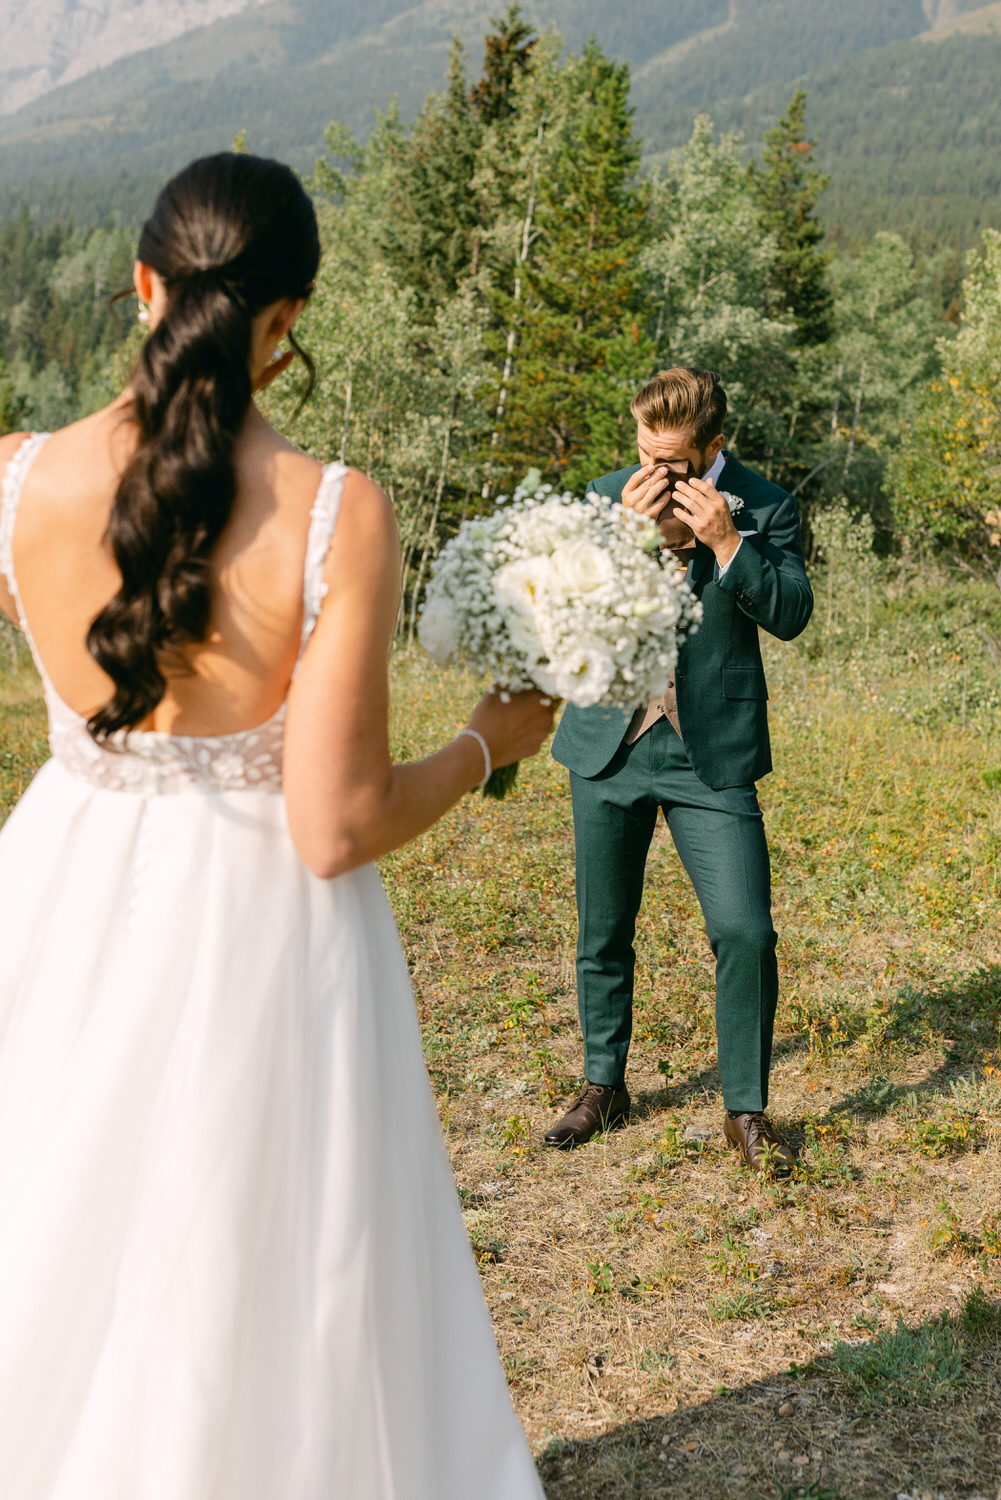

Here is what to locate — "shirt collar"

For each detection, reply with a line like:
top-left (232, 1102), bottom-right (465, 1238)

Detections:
top-left (704, 448), bottom-right (726, 487)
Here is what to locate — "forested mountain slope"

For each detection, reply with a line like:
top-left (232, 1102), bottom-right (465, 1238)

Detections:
top-left (0, 0), bottom-right (998, 243)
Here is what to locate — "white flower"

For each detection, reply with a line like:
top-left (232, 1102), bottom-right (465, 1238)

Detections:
top-left (504, 605), bottom-right (544, 658)
top-left (550, 538), bottom-right (615, 593)
top-left (548, 644), bottom-right (616, 707)
top-left (722, 490), bottom-right (744, 516)
top-left (418, 594), bottom-right (461, 665)
top-left (494, 556), bottom-right (555, 612)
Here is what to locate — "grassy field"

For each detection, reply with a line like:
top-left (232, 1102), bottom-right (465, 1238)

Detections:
top-left (1, 555), bottom-right (1000, 1499)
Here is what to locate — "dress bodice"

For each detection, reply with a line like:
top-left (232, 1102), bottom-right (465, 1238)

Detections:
top-left (0, 432), bottom-right (346, 795)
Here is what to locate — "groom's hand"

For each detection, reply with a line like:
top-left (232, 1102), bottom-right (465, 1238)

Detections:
top-left (621, 463), bottom-right (674, 521)
top-left (671, 476), bottom-right (740, 567)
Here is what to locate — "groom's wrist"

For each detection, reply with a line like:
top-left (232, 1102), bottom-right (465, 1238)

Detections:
top-left (714, 534), bottom-right (741, 571)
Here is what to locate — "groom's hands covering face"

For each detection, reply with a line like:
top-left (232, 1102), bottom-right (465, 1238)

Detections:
top-left (670, 473), bottom-right (741, 568)
top-left (621, 461), bottom-right (692, 542)
top-left (623, 424), bottom-right (738, 566)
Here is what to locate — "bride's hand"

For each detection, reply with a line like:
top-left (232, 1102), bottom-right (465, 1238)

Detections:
top-left (466, 690), bottom-right (557, 771)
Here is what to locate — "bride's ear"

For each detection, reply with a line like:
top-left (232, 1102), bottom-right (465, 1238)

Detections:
top-left (264, 296), bottom-right (307, 348)
top-left (133, 260), bottom-right (155, 305)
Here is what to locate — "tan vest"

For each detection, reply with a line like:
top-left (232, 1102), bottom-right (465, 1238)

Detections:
top-left (626, 540), bottom-right (693, 744)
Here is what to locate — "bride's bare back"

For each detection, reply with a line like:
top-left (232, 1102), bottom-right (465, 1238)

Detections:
top-left (0, 401), bottom-right (554, 877)
top-left (1, 401), bottom-right (326, 737)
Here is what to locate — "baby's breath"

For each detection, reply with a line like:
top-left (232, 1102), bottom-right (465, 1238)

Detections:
top-left (419, 484), bottom-right (702, 709)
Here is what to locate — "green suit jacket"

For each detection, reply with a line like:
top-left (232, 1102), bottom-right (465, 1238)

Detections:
top-left (551, 452), bottom-right (813, 789)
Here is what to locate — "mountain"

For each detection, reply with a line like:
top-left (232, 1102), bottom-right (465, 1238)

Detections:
top-left (0, 0), bottom-right (999, 244)
top-left (0, 0), bottom-right (272, 115)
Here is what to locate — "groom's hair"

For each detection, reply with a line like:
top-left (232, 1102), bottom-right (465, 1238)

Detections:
top-left (630, 368), bottom-right (727, 450)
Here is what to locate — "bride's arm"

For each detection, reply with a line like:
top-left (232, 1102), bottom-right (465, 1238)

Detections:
top-left (283, 469), bottom-right (554, 879)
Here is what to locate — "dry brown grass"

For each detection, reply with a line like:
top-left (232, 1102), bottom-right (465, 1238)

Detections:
top-left (383, 628), bottom-right (1001, 1500)
top-left (2, 584), bottom-right (1001, 1499)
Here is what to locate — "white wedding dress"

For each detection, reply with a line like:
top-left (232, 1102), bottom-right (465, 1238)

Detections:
top-left (0, 435), bottom-right (544, 1500)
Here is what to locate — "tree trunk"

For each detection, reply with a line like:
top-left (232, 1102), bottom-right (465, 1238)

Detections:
top-left (481, 116), bottom-right (547, 502)
top-left (829, 361), bottom-right (843, 439)
top-left (409, 393), bottom-right (460, 646)
top-left (844, 358), bottom-right (868, 473)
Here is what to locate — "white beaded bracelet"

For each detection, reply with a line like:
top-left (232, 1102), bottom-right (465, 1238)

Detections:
top-left (456, 728), bottom-right (491, 787)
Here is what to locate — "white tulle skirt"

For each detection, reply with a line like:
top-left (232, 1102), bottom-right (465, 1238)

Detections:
top-left (0, 759), bottom-right (543, 1500)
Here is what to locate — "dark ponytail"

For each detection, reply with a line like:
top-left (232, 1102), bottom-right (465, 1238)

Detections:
top-left (87, 153), bottom-right (320, 740)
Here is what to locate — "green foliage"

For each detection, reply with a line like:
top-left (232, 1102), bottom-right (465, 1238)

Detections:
top-left (0, 209), bottom-right (135, 429)
top-left (708, 1290), bottom-right (769, 1321)
top-left (642, 118), bottom-right (795, 470)
top-left (484, 39), bottom-right (653, 490)
top-left (961, 1286), bottom-right (1001, 1341)
top-left (469, 2), bottom-right (535, 123)
top-left (890, 229), bottom-right (1001, 564)
top-left (831, 1315), bottom-right (967, 1409)
top-left (749, 89), bottom-right (832, 347)
top-left (379, 39), bottom-right (486, 319)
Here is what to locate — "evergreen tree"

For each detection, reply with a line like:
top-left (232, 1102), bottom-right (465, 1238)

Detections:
top-left (750, 90), bottom-right (833, 347)
top-left (469, 2), bottom-right (535, 123)
top-left (485, 41), bottom-right (653, 491)
top-left (0, 354), bottom-right (28, 437)
top-left (379, 41), bottom-right (484, 318)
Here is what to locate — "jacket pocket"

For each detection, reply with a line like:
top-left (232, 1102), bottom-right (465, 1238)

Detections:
top-left (722, 666), bottom-right (769, 701)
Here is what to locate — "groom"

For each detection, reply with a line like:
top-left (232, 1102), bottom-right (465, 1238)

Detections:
top-left (546, 368), bottom-right (813, 1170)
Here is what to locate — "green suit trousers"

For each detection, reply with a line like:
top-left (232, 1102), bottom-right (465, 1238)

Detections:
top-left (569, 716), bottom-right (778, 1110)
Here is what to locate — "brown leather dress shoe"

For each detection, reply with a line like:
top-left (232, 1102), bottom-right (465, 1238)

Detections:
top-left (544, 1082), bottom-right (630, 1150)
top-left (723, 1111), bottom-right (796, 1175)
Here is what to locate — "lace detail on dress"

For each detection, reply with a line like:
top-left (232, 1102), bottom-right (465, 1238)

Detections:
top-left (46, 699), bottom-right (289, 795)
top-left (299, 462), bottom-right (347, 658)
top-left (1, 441), bottom-right (346, 795)
top-left (0, 433), bottom-right (50, 623)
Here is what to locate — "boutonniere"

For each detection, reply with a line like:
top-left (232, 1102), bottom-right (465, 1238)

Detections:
top-left (721, 491), bottom-right (744, 516)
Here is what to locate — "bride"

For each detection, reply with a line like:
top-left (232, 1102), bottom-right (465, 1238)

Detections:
top-left (0, 152), bottom-right (554, 1499)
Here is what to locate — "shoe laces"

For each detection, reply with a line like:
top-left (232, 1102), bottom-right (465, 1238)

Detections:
top-left (743, 1111), bottom-right (774, 1144)
top-left (573, 1081), bottom-right (616, 1110)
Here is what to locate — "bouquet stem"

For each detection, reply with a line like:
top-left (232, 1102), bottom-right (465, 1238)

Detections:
top-left (483, 762), bottom-right (520, 799)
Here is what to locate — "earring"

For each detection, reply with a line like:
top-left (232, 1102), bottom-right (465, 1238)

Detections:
top-left (137, 303), bottom-right (150, 324)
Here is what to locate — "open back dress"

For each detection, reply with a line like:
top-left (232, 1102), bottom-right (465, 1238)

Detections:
top-left (0, 433), bottom-right (544, 1500)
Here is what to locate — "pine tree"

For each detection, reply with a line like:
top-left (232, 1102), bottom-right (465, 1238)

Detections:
top-left (485, 42), bottom-right (653, 492)
top-left (0, 354), bottom-right (27, 437)
top-left (750, 90), bottom-right (833, 347)
top-left (469, 2), bottom-right (535, 123)
top-left (379, 40), bottom-right (484, 319)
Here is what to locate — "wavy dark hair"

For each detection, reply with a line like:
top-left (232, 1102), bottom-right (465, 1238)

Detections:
top-left (87, 152), bottom-right (320, 740)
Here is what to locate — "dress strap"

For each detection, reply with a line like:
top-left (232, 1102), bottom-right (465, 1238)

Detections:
top-left (0, 433), bottom-right (51, 626)
top-left (298, 462), bottom-right (348, 659)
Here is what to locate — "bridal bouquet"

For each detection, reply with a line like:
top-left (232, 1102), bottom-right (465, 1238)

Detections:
top-left (418, 482), bottom-right (702, 797)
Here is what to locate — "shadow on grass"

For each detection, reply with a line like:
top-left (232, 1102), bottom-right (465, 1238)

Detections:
top-left (548, 963), bottom-right (1001, 1164)
top-left (532, 1295), bottom-right (1001, 1499)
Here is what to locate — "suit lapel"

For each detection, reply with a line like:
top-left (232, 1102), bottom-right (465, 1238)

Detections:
top-left (686, 542), bottom-right (715, 591)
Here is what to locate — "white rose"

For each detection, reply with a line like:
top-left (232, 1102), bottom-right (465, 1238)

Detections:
top-left (494, 556), bottom-right (556, 612)
top-left (549, 538), bottom-right (615, 594)
top-left (418, 593), bottom-right (461, 665)
top-left (550, 644), bottom-right (616, 707)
